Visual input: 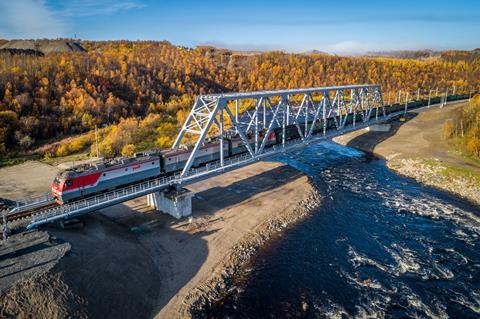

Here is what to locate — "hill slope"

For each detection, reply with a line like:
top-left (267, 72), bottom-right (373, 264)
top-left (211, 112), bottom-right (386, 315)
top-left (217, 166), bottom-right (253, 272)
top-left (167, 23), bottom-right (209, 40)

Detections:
top-left (0, 40), bottom-right (86, 55)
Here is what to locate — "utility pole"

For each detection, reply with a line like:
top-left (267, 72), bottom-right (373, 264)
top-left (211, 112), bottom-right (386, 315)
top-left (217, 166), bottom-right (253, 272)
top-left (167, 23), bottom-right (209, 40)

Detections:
top-left (263, 98), bottom-right (267, 129)
top-left (404, 92), bottom-right (409, 115)
top-left (428, 89), bottom-right (432, 107)
top-left (220, 109), bottom-right (224, 166)
top-left (235, 99), bottom-right (238, 134)
top-left (417, 88), bottom-right (420, 100)
top-left (444, 88), bottom-right (449, 107)
top-left (95, 125), bottom-right (99, 158)
top-left (2, 211), bottom-right (8, 243)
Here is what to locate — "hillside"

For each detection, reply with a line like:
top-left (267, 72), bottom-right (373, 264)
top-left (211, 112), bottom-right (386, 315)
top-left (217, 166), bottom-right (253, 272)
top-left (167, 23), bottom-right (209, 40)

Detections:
top-left (0, 40), bottom-right (86, 55)
top-left (0, 40), bottom-right (479, 160)
top-left (366, 50), bottom-right (441, 59)
top-left (366, 49), bottom-right (480, 62)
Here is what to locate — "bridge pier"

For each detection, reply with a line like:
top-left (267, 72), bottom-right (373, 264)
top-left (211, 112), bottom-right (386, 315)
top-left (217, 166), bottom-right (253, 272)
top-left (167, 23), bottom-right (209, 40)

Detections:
top-left (147, 187), bottom-right (194, 219)
top-left (366, 123), bottom-right (391, 132)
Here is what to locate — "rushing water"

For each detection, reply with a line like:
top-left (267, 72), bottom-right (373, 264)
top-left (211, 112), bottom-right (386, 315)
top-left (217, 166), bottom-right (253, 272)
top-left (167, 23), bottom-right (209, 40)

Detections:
top-left (207, 141), bottom-right (480, 318)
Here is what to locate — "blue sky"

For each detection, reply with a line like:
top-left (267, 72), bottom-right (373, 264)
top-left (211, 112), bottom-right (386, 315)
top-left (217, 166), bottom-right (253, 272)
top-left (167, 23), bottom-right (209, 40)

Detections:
top-left (0, 0), bottom-right (479, 54)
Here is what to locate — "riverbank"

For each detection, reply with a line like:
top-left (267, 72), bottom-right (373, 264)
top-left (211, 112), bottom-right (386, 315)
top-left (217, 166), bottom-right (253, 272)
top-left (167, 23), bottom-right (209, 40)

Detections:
top-left (334, 102), bottom-right (480, 206)
top-left (0, 161), bottom-right (319, 318)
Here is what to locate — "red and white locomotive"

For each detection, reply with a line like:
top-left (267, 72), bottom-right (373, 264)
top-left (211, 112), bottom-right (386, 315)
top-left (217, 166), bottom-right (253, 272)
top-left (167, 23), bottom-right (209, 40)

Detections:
top-left (52, 132), bottom-right (276, 204)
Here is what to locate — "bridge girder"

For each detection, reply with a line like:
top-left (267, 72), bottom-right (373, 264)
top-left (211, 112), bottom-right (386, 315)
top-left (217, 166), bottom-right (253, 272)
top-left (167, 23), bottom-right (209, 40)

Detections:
top-left (173, 84), bottom-right (384, 177)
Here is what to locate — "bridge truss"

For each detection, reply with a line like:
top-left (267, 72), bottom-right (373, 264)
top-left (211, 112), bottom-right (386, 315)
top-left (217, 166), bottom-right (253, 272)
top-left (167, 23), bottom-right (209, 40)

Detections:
top-left (173, 84), bottom-right (384, 177)
top-left (8, 84), bottom-right (391, 231)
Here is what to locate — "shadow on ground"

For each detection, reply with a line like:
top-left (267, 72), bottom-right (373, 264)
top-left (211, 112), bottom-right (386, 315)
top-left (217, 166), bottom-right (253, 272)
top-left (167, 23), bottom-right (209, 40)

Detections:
top-left (346, 113), bottom-right (418, 155)
top-left (9, 163), bottom-right (303, 318)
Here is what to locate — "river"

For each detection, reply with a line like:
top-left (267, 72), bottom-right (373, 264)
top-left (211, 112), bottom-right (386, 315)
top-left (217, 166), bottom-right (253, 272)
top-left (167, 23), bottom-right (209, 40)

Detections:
top-left (206, 141), bottom-right (480, 318)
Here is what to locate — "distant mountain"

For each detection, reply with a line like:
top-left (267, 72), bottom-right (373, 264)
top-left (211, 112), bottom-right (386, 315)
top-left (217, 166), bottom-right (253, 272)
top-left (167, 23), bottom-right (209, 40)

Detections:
top-left (365, 50), bottom-right (441, 60)
top-left (366, 49), bottom-right (480, 62)
top-left (440, 49), bottom-right (480, 62)
top-left (300, 50), bottom-right (331, 56)
top-left (0, 39), bottom-right (86, 55)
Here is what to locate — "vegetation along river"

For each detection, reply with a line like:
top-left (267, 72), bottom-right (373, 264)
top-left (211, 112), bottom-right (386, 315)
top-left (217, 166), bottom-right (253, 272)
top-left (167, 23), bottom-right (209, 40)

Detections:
top-left (207, 141), bottom-right (480, 318)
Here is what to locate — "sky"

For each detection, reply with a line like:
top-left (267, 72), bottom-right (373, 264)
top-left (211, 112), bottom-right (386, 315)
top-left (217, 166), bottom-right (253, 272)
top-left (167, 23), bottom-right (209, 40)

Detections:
top-left (0, 0), bottom-right (479, 55)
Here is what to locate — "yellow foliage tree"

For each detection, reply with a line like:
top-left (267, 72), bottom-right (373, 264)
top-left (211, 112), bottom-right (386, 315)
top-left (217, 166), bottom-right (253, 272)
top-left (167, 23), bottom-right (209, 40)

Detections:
top-left (121, 144), bottom-right (136, 156)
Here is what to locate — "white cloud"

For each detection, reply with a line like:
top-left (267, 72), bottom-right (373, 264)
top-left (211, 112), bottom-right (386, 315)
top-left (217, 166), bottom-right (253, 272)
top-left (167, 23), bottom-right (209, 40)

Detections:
top-left (0, 0), bottom-right (67, 39)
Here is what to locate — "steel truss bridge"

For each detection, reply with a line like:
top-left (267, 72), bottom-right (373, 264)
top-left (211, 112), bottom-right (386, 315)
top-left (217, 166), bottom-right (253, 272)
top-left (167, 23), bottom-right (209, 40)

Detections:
top-left (2, 84), bottom-right (444, 231)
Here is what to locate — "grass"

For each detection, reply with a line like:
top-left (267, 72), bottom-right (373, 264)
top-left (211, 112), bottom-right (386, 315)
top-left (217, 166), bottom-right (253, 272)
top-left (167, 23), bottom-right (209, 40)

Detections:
top-left (0, 153), bottom-right (42, 168)
top-left (421, 158), bottom-right (480, 185)
top-left (40, 152), bottom-right (91, 166)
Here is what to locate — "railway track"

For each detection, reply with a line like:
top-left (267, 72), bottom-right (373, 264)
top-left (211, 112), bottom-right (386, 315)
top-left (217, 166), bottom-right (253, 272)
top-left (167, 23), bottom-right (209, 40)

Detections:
top-left (1, 202), bottom-right (59, 225)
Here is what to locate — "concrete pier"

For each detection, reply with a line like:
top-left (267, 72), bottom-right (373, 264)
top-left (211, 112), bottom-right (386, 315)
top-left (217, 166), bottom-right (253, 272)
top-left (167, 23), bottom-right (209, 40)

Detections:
top-left (366, 123), bottom-right (391, 132)
top-left (147, 188), bottom-right (194, 219)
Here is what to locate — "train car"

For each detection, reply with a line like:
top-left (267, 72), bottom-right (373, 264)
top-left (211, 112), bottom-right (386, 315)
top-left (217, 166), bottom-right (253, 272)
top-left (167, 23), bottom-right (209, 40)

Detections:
top-left (230, 131), bottom-right (277, 156)
top-left (52, 155), bottom-right (161, 203)
top-left (161, 140), bottom-right (229, 173)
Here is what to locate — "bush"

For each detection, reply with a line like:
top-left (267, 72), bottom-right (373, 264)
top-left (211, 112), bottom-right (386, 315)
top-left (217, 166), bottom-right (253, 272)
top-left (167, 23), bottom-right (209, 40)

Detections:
top-left (443, 120), bottom-right (455, 139)
top-left (56, 144), bottom-right (69, 157)
top-left (121, 144), bottom-right (136, 157)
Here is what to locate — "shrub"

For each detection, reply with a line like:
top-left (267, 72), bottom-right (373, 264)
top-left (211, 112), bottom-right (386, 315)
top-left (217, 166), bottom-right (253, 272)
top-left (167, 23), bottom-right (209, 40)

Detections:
top-left (121, 144), bottom-right (136, 157)
top-left (443, 120), bottom-right (455, 139)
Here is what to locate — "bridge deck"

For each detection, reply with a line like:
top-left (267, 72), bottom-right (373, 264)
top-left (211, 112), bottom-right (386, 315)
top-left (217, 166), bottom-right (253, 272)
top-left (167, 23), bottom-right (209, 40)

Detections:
top-left (4, 85), bottom-right (471, 231)
top-left (24, 107), bottom-right (408, 229)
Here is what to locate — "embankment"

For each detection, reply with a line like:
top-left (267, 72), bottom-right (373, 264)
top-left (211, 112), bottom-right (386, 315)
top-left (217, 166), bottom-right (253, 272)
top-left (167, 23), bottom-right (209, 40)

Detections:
top-left (335, 102), bottom-right (480, 206)
top-left (0, 161), bottom-right (320, 318)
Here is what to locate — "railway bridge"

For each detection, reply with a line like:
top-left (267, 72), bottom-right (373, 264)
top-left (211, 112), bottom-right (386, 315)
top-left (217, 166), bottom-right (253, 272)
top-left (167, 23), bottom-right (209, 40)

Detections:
top-left (1, 84), bottom-right (470, 236)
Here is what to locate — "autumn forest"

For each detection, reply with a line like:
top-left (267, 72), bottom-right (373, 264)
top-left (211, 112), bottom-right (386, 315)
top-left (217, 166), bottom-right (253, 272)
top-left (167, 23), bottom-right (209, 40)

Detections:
top-left (0, 40), bottom-right (479, 161)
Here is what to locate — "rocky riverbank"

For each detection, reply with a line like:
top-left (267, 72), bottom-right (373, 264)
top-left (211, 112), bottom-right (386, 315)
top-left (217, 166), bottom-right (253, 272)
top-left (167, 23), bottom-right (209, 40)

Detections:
top-left (335, 101), bottom-right (480, 207)
top-left (185, 190), bottom-right (321, 317)
top-left (0, 161), bottom-right (320, 319)
top-left (387, 158), bottom-right (480, 206)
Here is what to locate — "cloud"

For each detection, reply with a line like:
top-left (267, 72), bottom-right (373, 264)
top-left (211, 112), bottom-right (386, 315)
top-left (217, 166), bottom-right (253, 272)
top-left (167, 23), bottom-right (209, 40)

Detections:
top-left (59, 0), bottom-right (146, 17)
top-left (0, 0), bottom-right (67, 38)
top-left (325, 41), bottom-right (377, 55)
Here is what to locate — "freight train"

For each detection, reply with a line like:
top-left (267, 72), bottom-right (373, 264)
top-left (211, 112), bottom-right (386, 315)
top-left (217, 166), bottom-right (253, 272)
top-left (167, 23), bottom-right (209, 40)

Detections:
top-left (52, 132), bottom-right (276, 203)
top-left (51, 93), bottom-right (469, 204)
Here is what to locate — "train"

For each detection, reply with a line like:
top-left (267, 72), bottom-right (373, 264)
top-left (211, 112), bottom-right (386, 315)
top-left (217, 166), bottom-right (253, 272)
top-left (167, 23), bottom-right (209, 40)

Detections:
top-left (51, 93), bottom-right (470, 204)
top-left (51, 132), bottom-right (276, 203)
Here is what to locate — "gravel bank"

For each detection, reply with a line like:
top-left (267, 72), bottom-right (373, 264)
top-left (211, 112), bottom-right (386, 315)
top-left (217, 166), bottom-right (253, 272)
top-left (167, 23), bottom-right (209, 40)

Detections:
top-left (388, 158), bottom-right (480, 206)
top-left (0, 161), bottom-right (319, 318)
top-left (335, 102), bottom-right (480, 206)
top-left (185, 190), bottom-right (321, 317)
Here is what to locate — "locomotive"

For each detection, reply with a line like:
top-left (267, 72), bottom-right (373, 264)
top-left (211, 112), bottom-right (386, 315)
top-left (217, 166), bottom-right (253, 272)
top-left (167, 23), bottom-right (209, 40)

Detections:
top-left (51, 92), bottom-right (469, 204)
top-left (52, 132), bottom-right (277, 203)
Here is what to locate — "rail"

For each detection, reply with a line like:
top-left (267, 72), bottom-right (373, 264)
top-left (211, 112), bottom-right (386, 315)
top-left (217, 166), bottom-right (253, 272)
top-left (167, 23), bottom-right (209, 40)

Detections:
top-left (9, 193), bottom-right (55, 214)
top-left (19, 90), bottom-right (474, 230)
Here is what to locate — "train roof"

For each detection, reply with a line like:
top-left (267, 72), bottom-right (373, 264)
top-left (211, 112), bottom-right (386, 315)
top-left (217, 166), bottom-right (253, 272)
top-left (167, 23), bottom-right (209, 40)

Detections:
top-left (57, 153), bottom-right (159, 178)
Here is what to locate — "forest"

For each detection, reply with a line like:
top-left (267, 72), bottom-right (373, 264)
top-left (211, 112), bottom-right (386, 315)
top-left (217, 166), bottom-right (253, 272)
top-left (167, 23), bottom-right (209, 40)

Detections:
top-left (0, 40), bottom-right (479, 160)
top-left (444, 94), bottom-right (480, 160)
